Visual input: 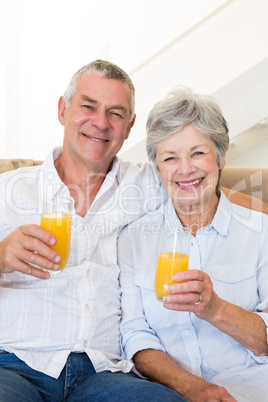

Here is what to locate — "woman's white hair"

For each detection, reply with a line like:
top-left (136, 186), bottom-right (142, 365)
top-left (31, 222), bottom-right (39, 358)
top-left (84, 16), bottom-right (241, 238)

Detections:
top-left (146, 86), bottom-right (229, 169)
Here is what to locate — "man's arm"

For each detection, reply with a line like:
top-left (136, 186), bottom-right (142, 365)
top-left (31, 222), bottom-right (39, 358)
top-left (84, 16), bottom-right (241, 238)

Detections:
top-left (0, 224), bottom-right (61, 279)
top-left (221, 187), bottom-right (268, 214)
top-left (133, 349), bottom-right (235, 401)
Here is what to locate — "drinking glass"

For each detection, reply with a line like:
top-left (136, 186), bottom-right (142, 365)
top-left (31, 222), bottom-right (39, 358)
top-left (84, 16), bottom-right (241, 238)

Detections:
top-left (40, 196), bottom-right (73, 274)
top-left (154, 226), bottom-right (191, 301)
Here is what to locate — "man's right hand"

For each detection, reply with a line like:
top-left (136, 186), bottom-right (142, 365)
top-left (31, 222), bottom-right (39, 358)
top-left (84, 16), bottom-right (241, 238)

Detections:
top-left (0, 224), bottom-right (61, 279)
top-left (187, 383), bottom-right (236, 402)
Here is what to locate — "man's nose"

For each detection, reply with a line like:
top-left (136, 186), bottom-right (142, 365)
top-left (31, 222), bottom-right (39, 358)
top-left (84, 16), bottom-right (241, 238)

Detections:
top-left (91, 110), bottom-right (109, 130)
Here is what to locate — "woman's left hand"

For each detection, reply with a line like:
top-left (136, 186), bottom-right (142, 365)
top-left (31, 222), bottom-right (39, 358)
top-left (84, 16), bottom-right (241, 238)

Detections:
top-left (163, 269), bottom-right (221, 321)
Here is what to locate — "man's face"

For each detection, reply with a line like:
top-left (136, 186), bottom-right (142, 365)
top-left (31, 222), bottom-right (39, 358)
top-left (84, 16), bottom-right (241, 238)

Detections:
top-left (58, 74), bottom-right (135, 172)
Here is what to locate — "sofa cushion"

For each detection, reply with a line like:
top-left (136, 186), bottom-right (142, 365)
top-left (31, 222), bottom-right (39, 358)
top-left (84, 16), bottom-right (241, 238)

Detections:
top-left (0, 159), bottom-right (42, 174)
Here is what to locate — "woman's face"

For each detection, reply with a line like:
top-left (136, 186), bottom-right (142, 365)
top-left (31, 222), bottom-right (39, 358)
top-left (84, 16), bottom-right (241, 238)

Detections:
top-left (156, 123), bottom-right (225, 209)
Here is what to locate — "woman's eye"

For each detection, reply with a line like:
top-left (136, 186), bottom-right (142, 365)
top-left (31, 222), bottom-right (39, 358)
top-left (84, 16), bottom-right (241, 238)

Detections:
top-left (193, 151), bottom-right (204, 156)
top-left (164, 157), bottom-right (175, 162)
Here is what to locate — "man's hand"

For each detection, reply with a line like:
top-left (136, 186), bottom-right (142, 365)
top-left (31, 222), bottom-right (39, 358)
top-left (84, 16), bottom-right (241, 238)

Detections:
top-left (187, 383), bottom-right (236, 401)
top-left (0, 224), bottom-right (61, 279)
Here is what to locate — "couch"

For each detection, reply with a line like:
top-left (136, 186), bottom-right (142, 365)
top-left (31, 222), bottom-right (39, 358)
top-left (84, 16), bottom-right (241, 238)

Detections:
top-left (1, 158), bottom-right (268, 203)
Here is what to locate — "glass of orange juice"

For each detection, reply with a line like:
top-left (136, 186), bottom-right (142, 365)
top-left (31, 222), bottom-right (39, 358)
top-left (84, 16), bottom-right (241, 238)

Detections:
top-left (40, 196), bottom-right (73, 274)
top-left (154, 226), bottom-right (191, 301)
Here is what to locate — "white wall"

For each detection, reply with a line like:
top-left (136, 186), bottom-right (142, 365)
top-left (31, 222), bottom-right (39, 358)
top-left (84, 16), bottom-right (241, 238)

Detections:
top-left (1, 0), bottom-right (267, 166)
top-left (0, 0), bottom-right (228, 160)
top-left (120, 0), bottom-right (268, 164)
top-left (121, 57), bottom-right (268, 166)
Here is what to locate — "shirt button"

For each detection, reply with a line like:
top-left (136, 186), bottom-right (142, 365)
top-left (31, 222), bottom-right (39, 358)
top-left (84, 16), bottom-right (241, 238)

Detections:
top-left (78, 223), bottom-right (86, 233)
top-left (87, 269), bottom-right (90, 277)
top-left (83, 340), bottom-right (88, 348)
top-left (194, 358), bottom-right (199, 364)
top-left (185, 327), bottom-right (191, 333)
top-left (85, 304), bottom-right (90, 311)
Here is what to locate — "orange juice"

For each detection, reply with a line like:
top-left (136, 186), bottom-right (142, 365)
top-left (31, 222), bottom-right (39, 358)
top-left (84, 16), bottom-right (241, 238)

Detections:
top-left (40, 212), bottom-right (72, 271)
top-left (154, 252), bottom-right (189, 301)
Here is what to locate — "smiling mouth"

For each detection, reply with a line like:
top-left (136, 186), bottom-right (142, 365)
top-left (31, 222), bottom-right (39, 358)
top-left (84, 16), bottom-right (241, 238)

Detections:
top-left (82, 133), bottom-right (109, 142)
top-left (177, 178), bottom-right (203, 187)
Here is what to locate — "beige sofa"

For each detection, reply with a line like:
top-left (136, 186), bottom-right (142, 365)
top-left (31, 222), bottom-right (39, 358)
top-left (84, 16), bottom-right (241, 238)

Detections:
top-left (1, 159), bottom-right (268, 203)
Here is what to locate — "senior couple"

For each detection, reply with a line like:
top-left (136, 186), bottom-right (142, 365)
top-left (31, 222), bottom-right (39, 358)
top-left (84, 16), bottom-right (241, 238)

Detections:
top-left (0, 60), bottom-right (267, 402)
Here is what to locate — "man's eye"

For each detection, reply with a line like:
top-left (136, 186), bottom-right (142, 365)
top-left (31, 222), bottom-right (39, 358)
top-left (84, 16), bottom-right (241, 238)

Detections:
top-left (111, 111), bottom-right (123, 118)
top-left (83, 105), bottom-right (93, 110)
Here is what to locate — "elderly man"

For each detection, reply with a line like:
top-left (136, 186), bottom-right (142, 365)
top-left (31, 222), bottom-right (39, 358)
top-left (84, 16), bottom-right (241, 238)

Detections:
top-left (0, 60), bottom-right (185, 402)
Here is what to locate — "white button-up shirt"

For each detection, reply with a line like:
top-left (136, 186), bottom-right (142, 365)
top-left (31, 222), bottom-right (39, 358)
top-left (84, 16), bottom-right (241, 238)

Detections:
top-left (0, 147), bottom-right (165, 378)
top-left (119, 194), bottom-right (268, 402)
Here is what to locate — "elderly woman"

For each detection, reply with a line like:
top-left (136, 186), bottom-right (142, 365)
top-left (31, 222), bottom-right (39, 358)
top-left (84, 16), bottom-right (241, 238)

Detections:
top-left (118, 87), bottom-right (268, 402)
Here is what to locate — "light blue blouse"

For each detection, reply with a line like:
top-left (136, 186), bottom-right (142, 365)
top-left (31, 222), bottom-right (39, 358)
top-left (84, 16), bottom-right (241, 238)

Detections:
top-left (119, 192), bottom-right (268, 402)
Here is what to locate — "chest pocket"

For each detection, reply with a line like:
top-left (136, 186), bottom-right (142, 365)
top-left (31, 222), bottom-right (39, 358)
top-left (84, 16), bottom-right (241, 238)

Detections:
top-left (211, 263), bottom-right (258, 310)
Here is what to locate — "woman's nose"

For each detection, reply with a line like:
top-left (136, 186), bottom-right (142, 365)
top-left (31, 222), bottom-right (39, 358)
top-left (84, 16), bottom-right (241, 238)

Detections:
top-left (179, 158), bottom-right (195, 175)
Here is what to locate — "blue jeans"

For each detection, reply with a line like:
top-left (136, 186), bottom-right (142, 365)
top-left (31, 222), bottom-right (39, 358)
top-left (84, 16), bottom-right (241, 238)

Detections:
top-left (0, 351), bottom-right (185, 401)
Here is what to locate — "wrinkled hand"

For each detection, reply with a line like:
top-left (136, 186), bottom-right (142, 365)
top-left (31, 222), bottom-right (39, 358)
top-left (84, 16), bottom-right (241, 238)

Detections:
top-left (187, 384), bottom-right (236, 401)
top-left (0, 224), bottom-right (61, 279)
top-left (163, 269), bottom-right (221, 321)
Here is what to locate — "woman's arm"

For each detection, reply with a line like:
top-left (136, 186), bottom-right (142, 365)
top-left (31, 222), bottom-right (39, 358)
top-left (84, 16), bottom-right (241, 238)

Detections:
top-left (165, 269), bottom-right (268, 356)
top-left (206, 295), bottom-right (268, 356)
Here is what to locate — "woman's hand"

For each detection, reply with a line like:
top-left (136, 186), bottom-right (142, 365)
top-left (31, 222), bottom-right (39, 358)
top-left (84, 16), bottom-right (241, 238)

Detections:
top-left (163, 269), bottom-right (221, 321)
top-left (163, 269), bottom-right (268, 356)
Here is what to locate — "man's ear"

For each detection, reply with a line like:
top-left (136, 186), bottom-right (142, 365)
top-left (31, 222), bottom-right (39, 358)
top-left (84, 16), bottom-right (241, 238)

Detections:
top-left (58, 96), bottom-right (66, 126)
top-left (125, 114), bottom-right (136, 140)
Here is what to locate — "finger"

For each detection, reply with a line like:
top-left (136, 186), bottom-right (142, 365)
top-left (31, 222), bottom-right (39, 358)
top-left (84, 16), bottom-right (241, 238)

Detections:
top-left (21, 235), bottom-right (61, 265)
top-left (172, 268), bottom-right (204, 283)
top-left (5, 245), bottom-right (60, 273)
top-left (1, 255), bottom-right (51, 279)
top-left (168, 280), bottom-right (203, 295)
top-left (20, 224), bottom-right (57, 246)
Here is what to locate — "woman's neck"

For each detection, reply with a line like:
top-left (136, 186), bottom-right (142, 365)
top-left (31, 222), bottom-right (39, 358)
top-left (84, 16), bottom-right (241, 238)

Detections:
top-left (174, 194), bottom-right (219, 236)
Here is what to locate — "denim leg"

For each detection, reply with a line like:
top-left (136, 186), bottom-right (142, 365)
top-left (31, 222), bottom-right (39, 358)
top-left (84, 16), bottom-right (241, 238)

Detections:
top-left (0, 350), bottom-right (64, 402)
top-left (67, 370), bottom-right (186, 402)
top-left (0, 367), bottom-right (44, 402)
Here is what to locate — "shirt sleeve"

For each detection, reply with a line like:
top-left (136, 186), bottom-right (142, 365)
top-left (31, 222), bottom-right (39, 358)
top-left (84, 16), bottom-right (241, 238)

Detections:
top-left (118, 225), bottom-right (165, 361)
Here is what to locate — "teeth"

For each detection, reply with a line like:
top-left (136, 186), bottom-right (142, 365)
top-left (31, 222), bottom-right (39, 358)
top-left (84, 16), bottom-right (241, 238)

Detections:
top-left (91, 137), bottom-right (103, 142)
top-left (83, 134), bottom-right (107, 142)
top-left (178, 178), bottom-right (202, 187)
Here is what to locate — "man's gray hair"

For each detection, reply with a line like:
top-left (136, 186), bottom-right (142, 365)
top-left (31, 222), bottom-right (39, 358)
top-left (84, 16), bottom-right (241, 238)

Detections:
top-left (146, 86), bottom-right (229, 169)
top-left (63, 59), bottom-right (135, 120)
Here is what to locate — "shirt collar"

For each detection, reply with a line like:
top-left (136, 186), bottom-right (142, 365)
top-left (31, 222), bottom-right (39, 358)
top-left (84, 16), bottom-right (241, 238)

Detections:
top-left (163, 190), bottom-right (231, 236)
top-left (39, 146), bottom-right (70, 198)
top-left (209, 190), bottom-right (231, 236)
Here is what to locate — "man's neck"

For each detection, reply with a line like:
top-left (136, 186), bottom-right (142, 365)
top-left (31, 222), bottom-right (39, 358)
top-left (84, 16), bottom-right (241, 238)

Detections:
top-left (54, 153), bottom-right (113, 217)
